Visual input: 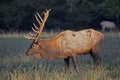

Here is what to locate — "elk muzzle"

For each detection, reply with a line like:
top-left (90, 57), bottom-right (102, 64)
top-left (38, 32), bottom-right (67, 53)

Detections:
top-left (26, 49), bottom-right (33, 56)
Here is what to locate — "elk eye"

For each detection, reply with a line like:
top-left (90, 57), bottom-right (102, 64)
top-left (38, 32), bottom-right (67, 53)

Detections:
top-left (32, 44), bottom-right (36, 47)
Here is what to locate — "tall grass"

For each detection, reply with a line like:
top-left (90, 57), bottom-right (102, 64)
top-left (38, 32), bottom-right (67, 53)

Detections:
top-left (0, 32), bottom-right (120, 80)
top-left (0, 30), bottom-right (59, 38)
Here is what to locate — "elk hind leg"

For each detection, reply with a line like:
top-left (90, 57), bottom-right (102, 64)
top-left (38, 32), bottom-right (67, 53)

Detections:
top-left (90, 50), bottom-right (101, 69)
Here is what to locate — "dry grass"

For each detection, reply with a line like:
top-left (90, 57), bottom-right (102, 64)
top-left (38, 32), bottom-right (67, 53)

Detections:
top-left (0, 30), bottom-right (59, 38)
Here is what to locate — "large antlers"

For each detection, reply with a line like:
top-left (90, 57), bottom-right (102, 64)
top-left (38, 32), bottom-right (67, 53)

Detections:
top-left (25, 9), bottom-right (51, 42)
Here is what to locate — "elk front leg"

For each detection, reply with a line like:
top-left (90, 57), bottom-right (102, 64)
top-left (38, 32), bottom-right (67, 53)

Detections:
top-left (71, 56), bottom-right (79, 73)
top-left (64, 57), bottom-right (70, 72)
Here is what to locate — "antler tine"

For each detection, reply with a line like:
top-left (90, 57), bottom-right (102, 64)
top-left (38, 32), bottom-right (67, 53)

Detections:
top-left (24, 36), bottom-right (35, 40)
top-left (43, 9), bottom-right (51, 23)
top-left (25, 9), bottom-right (51, 42)
top-left (32, 12), bottom-right (43, 34)
top-left (24, 32), bottom-right (35, 40)
top-left (33, 23), bottom-right (39, 30)
top-left (38, 9), bottom-right (50, 33)
top-left (31, 26), bottom-right (38, 33)
top-left (35, 14), bottom-right (41, 24)
top-left (29, 32), bottom-right (35, 37)
top-left (34, 9), bottom-right (51, 42)
top-left (36, 12), bottom-right (43, 22)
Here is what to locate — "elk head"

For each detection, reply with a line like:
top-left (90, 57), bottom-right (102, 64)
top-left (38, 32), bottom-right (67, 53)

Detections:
top-left (24, 9), bottom-right (51, 58)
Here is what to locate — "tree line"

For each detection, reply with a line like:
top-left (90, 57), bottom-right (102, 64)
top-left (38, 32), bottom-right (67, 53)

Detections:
top-left (0, 0), bottom-right (120, 32)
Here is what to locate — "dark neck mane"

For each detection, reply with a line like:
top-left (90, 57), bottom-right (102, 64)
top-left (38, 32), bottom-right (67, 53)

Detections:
top-left (38, 32), bottom-right (64, 60)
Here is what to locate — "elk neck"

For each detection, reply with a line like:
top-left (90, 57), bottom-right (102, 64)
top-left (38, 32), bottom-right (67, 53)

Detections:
top-left (37, 38), bottom-right (63, 60)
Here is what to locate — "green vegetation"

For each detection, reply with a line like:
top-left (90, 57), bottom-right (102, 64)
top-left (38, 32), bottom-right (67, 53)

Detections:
top-left (0, 0), bottom-right (120, 31)
top-left (0, 32), bottom-right (120, 80)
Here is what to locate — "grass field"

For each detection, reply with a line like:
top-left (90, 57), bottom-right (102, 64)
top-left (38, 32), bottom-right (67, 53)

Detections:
top-left (0, 32), bottom-right (120, 80)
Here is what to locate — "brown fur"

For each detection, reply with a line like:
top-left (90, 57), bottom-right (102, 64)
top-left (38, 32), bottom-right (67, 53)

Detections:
top-left (26, 29), bottom-right (104, 72)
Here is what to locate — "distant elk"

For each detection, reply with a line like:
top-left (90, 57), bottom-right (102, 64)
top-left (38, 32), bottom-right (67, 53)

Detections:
top-left (24, 9), bottom-right (104, 73)
top-left (100, 21), bottom-right (119, 32)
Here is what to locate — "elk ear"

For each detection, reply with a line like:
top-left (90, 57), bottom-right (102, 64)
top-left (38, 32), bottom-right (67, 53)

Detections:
top-left (33, 53), bottom-right (41, 58)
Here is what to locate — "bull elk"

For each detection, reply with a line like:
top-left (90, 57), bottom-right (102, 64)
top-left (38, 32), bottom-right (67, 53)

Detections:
top-left (24, 9), bottom-right (104, 73)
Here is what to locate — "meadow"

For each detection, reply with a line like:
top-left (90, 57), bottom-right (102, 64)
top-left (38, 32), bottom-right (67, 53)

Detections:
top-left (0, 31), bottom-right (120, 80)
